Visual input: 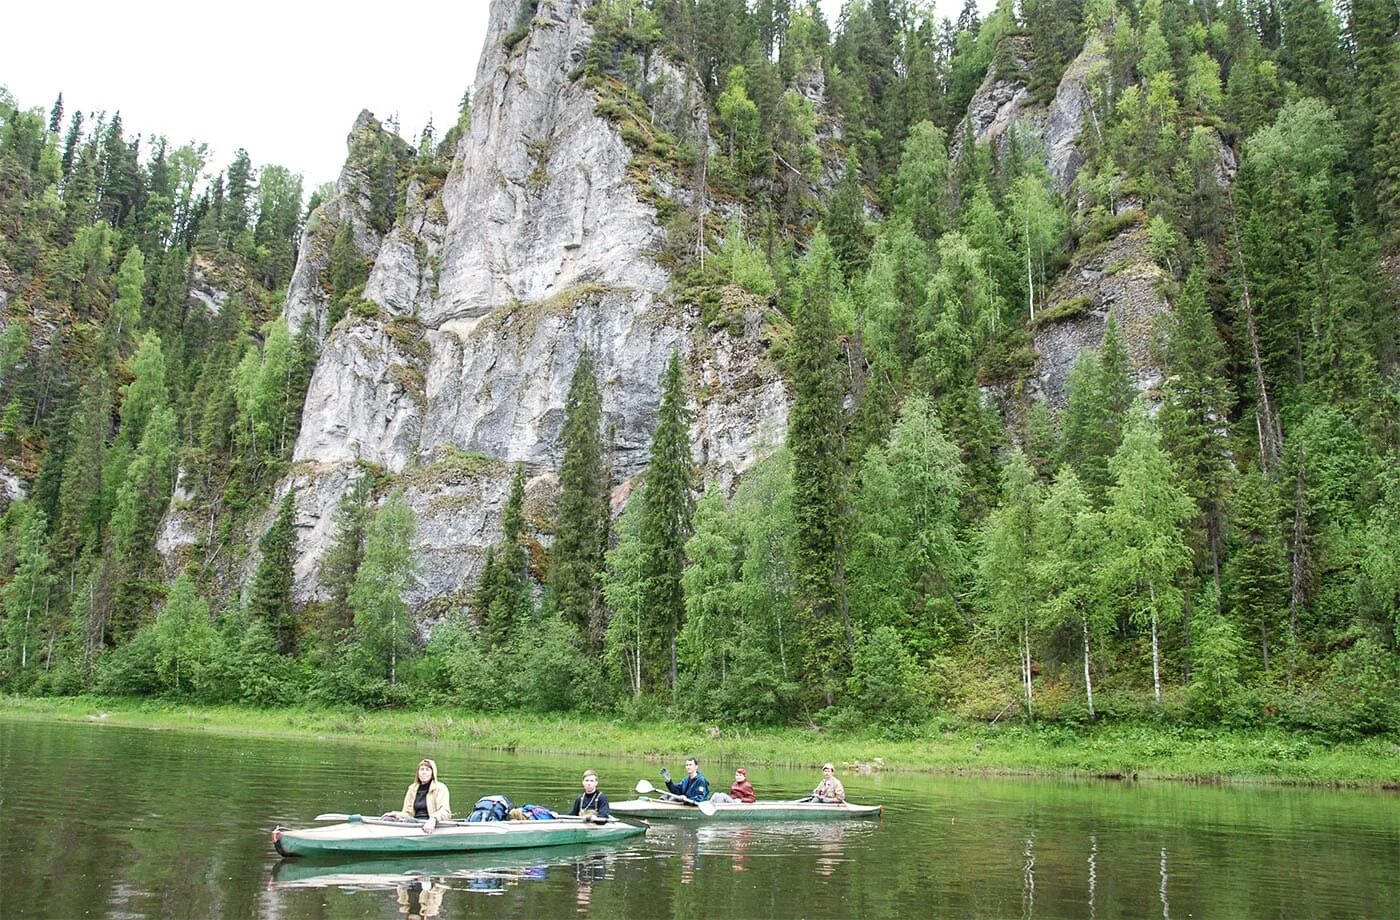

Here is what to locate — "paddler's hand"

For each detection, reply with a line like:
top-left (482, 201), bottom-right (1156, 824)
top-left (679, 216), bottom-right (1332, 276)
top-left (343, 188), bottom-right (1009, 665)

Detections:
top-left (660, 767), bottom-right (671, 782)
top-left (422, 817), bottom-right (437, 834)
top-left (381, 812), bottom-right (397, 820)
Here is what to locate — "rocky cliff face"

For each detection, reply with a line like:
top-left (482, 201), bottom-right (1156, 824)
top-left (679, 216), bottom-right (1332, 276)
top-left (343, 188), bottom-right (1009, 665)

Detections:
top-left (230, 0), bottom-right (788, 616)
top-left (957, 32), bottom-right (1173, 412)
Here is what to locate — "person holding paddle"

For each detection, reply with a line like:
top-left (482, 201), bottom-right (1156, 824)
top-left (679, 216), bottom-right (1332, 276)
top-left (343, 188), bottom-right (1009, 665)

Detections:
top-left (810, 762), bottom-right (846, 803)
top-left (383, 758), bottom-right (452, 832)
top-left (568, 769), bottom-right (611, 818)
top-left (661, 757), bottom-right (711, 802)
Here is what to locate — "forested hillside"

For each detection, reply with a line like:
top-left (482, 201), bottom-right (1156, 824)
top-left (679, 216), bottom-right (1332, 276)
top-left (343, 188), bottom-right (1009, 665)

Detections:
top-left (1, 0), bottom-right (1397, 741)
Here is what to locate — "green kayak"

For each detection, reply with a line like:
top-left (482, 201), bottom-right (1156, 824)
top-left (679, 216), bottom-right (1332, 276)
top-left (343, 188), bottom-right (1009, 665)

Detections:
top-left (610, 797), bottom-right (883, 820)
top-left (272, 815), bottom-right (646, 858)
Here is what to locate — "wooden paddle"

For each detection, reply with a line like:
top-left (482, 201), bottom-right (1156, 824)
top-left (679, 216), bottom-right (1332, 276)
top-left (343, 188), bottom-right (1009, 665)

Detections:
top-left (633, 779), bottom-right (718, 816)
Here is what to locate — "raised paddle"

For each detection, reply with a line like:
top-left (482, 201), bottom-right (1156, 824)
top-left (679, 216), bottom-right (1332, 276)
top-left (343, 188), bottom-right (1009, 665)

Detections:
top-left (633, 780), bottom-right (718, 816)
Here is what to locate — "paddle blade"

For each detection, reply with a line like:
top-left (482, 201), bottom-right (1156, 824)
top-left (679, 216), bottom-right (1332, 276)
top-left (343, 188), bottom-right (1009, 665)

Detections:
top-left (312, 813), bottom-right (350, 821)
top-left (697, 800), bottom-right (717, 817)
top-left (634, 779), bottom-right (656, 795)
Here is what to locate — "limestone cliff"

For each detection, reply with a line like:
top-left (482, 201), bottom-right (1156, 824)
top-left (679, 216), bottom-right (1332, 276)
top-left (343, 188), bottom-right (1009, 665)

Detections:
top-left (239, 0), bottom-right (786, 615)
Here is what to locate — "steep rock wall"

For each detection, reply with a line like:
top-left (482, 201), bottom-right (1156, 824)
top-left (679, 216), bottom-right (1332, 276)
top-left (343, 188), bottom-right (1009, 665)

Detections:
top-left (246, 0), bottom-right (786, 611)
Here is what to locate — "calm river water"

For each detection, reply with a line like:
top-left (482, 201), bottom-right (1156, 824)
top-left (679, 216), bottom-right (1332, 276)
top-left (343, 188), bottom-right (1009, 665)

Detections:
top-left (1, 717), bottom-right (1396, 919)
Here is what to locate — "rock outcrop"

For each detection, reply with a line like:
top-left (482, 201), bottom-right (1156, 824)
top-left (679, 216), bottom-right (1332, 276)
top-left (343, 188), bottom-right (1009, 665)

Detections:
top-left (1029, 219), bottom-right (1169, 407)
top-left (952, 33), bottom-right (1105, 196)
top-left (236, 0), bottom-right (787, 614)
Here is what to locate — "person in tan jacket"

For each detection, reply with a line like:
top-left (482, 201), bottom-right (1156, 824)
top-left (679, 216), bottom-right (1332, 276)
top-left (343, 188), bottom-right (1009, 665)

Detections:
top-left (811, 763), bottom-right (846, 803)
top-left (383, 758), bottom-right (452, 832)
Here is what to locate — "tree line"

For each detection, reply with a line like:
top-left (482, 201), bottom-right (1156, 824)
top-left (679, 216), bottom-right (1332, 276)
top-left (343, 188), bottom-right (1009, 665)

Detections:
top-left (2, 0), bottom-right (1397, 739)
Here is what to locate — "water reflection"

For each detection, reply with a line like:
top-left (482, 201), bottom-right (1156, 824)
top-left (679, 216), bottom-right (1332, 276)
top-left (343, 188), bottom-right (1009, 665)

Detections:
top-left (270, 841), bottom-right (628, 916)
top-left (1088, 832), bottom-right (1098, 920)
top-left (6, 720), bottom-right (1398, 920)
top-left (1022, 830), bottom-right (1035, 919)
top-left (1160, 846), bottom-right (1171, 920)
top-left (397, 878), bottom-right (442, 918)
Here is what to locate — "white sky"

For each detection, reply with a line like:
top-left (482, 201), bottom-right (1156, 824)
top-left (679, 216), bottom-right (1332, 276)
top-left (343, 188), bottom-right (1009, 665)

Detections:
top-left (3, 0), bottom-right (978, 193)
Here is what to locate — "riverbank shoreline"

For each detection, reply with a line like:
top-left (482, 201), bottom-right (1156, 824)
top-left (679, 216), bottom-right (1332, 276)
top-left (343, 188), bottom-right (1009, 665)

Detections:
top-left (4, 695), bottom-right (1396, 789)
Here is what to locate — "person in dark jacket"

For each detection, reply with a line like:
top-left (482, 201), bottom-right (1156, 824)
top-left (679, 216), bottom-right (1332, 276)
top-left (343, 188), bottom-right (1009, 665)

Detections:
top-left (661, 757), bottom-right (711, 801)
top-left (568, 769), bottom-right (611, 818)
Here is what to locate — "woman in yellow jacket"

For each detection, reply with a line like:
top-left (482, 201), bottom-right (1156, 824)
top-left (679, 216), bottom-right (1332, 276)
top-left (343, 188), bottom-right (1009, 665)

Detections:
top-left (383, 758), bottom-right (452, 832)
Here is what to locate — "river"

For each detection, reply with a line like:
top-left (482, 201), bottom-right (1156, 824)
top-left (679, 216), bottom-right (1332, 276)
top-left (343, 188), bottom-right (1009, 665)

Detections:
top-left (1, 718), bottom-right (1395, 918)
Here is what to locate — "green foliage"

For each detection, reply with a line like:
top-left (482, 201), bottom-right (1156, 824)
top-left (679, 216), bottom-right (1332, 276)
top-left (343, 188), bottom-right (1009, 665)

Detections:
top-left (550, 353), bottom-right (608, 648)
top-left (246, 491), bottom-right (299, 652)
top-left (843, 625), bottom-right (931, 728)
top-left (150, 572), bottom-right (220, 695)
top-left (349, 490), bottom-right (418, 686)
top-left (786, 235), bottom-right (850, 702)
top-left (851, 397), bottom-right (967, 655)
top-left (636, 351), bottom-right (695, 693)
top-left (710, 219), bottom-right (776, 296)
top-left (1189, 606), bottom-right (1249, 725)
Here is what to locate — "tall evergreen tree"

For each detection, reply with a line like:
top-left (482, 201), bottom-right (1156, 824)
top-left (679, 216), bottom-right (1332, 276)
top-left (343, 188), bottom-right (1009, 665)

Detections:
top-left (1060, 317), bottom-right (1136, 503)
top-left (477, 464), bottom-right (532, 650)
top-left (246, 491), bottom-right (299, 653)
top-left (1225, 464), bottom-right (1289, 671)
top-left (787, 234), bottom-right (851, 702)
top-left (549, 352), bottom-right (608, 649)
top-left (1159, 266), bottom-right (1236, 581)
top-left (1, 506), bottom-right (57, 679)
top-left (638, 350), bottom-right (695, 692)
top-left (318, 473), bottom-right (375, 642)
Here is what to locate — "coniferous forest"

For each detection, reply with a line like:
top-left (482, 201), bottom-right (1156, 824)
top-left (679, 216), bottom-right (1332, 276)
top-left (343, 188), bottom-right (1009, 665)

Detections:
top-left (2, 0), bottom-right (1398, 748)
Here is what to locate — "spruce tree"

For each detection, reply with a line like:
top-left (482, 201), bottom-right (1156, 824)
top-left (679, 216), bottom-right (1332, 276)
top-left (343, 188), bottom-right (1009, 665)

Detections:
top-left (549, 352), bottom-right (608, 649)
top-left (1225, 464), bottom-right (1289, 671)
top-left (1060, 317), bottom-right (1135, 503)
top-left (247, 491), bottom-right (299, 653)
top-left (1, 506), bottom-right (57, 678)
top-left (104, 406), bottom-right (178, 644)
top-left (787, 234), bottom-right (850, 702)
top-left (638, 350), bottom-right (695, 691)
top-left (318, 473), bottom-right (375, 641)
top-left (1159, 267), bottom-right (1235, 580)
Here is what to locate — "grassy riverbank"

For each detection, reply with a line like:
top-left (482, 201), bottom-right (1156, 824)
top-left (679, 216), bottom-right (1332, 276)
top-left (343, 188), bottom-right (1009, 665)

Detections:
top-left (4, 695), bottom-right (1396, 787)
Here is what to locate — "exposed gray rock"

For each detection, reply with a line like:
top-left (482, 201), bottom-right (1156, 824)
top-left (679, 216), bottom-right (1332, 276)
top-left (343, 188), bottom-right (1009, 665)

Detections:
top-left (363, 179), bottom-right (447, 317)
top-left (293, 318), bottom-right (423, 473)
top-left (284, 112), bottom-right (401, 341)
top-left (188, 263), bottom-right (229, 315)
top-left (1044, 36), bottom-right (1106, 194)
top-left (1030, 221), bottom-right (1168, 407)
top-left (0, 465), bottom-right (26, 511)
top-left (154, 465), bottom-right (200, 575)
top-left (951, 36), bottom-right (1044, 162)
top-left (427, 0), bottom-right (670, 326)
top-left (251, 0), bottom-right (788, 613)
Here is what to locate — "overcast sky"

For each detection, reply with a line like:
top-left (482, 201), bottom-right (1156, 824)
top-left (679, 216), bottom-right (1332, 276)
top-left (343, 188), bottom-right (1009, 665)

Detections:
top-left (3, 0), bottom-right (979, 193)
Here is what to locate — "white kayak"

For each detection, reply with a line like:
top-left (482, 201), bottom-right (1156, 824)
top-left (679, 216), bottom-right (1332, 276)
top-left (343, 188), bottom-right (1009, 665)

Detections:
top-left (272, 814), bottom-right (645, 858)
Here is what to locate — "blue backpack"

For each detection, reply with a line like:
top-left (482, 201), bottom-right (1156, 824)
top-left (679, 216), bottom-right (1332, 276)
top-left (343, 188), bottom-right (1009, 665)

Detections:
top-left (519, 804), bottom-right (555, 820)
top-left (466, 794), bottom-right (512, 822)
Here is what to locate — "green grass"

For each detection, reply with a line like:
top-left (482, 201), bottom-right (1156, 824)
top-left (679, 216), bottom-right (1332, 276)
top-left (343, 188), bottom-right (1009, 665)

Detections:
top-left (4, 695), bottom-right (1395, 788)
